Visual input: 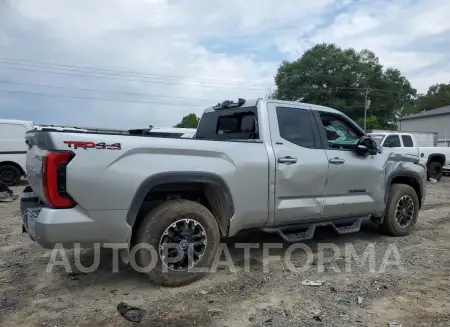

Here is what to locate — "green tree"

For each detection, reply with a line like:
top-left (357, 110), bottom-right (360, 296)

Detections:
top-left (174, 113), bottom-right (200, 128)
top-left (273, 43), bottom-right (416, 128)
top-left (417, 83), bottom-right (450, 111)
top-left (355, 115), bottom-right (381, 130)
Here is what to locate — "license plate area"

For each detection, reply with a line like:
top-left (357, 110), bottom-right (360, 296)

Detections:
top-left (20, 187), bottom-right (44, 242)
top-left (25, 208), bottom-right (40, 241)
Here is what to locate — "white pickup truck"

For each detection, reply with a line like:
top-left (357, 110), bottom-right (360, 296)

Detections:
top-left (369, 131), bottom-right (450, 180)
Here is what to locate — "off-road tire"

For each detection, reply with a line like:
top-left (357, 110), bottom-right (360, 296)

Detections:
top-left (133, 199), bottom-right (220, 287)
top-left (0, 165), bottom-right (21, 186)
top-left (427, 162), bottom-right (444, 181)
top-left (380, 184), bottom-right (419, 236)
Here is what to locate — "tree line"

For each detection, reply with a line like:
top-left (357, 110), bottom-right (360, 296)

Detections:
top-left (174, 43), bottom-right (450, 130)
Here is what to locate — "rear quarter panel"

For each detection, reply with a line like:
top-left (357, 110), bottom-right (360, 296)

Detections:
top-left (419, 147), bottom-right (450, 165)
top-left (48, 133), bottom-right (271, 233)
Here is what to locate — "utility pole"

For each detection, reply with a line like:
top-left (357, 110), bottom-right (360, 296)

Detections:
top-left (363, 88), bottom-right (371, 131)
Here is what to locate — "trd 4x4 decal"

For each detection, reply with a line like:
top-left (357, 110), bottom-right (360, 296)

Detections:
top-left (63, 141), bottom-right (121, 150)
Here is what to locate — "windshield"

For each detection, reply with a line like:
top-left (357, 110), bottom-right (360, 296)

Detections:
top-left (369, 134), bottom-right (385, 146)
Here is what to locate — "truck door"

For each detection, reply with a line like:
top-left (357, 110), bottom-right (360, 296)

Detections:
top-left (313, 111), bottom-right (385, 218)
top-left (267, 103), bottom-right (329, 223)
top-left (400, 134), bottom-right (420, 157)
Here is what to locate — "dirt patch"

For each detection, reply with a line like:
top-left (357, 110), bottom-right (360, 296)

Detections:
top-left (2, 179), bottom-right (450, 326)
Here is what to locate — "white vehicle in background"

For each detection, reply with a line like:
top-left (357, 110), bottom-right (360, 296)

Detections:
top-left (368, 131), bottom-right (450, 181)
top-left (369, 129), bottom-right (437, 147)
top-left (0, 119), bottom-right (33, 185)
top-left (0, 119), bottom-right (88, 185)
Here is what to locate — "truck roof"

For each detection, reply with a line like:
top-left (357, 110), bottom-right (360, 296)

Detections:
top-left (203, 98), bottom-right (342, 115)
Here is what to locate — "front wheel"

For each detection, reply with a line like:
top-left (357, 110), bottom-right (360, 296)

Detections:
top-left (133, 199), bottom-right (220, 287)
top-left (380, 184), bottom-right (419, 236)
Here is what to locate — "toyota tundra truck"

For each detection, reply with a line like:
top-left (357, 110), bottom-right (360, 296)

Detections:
top-left (20, 98), bottom-right (427, 286)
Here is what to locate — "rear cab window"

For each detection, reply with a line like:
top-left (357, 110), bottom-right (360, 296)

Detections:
top-left (401, 135), bottom-right (414, 147)
top-left (195, 106), bottom-right (259, 141)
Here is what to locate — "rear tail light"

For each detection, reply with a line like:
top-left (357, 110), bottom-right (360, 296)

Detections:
top-left (42, 151), bottom-right (75, 208)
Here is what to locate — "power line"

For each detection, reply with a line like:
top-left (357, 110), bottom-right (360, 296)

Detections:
top-left (0, 64), bottom-right (272, 91)
top-left (0, 58), bottom-right (272, 87)
top-left (0, 86), bottom-right (401, 109)
top-left (0, 65), bottom-right (404, 98)
top-left (0, 79), bottom-right (404, 104)
top-left (0, 80), bottom-right (213, 102)
top-left (0, 57), bottom-right (408, 96)
top-left (0, 89), bottom-right (208, 106)
top-left (0, 60), bottom-right (405, 96)
top-left (0, 86), bottom-right (405, 114)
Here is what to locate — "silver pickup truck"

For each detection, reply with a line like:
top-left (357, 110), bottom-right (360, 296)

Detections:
top-left (21, 98), bottom-right (427, 286)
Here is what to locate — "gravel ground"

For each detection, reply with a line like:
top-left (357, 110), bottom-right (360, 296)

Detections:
top-left (1, 179), bottom-right (450, 327)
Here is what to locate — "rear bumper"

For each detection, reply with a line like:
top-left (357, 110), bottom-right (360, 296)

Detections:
top-left (20, 187), bottom-right (132, 249)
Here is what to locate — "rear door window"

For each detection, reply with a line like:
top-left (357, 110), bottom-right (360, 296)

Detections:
top-left (276, 107), bottom-right (316, 148)
top-left (383, 135), bottom-right (401, 147)
top-left (401, 135), bottom-right (414, 147)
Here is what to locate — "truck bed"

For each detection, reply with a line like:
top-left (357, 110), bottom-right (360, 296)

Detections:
top-left (24, 129), bottom-right (271, 234)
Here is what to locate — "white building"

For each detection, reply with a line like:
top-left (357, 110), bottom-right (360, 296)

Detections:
top-left (398, 105), bottom-right (450, 147)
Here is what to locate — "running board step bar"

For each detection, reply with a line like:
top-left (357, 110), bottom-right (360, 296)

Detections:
top-left (331, 219), bottom-right (362, 234)
top-left (262, 218), bottom-right (365, 242)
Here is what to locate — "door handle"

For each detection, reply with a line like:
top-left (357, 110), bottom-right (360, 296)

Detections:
top-left (329, 157), bottom-right (345, 165)
top-left (278, 156), bottom-right (297, 164)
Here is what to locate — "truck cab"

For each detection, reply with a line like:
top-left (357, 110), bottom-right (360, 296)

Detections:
top-left (369, 132), bottom-right (420, 157)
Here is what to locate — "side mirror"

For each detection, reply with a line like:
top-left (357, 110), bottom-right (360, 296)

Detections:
top-left (355, 136), bottom-right (378, 155)
top-left (355, 144), bottom-right (369, 155)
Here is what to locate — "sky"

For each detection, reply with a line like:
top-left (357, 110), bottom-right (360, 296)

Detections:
top-left (0, 0), bottom-right (449, 129)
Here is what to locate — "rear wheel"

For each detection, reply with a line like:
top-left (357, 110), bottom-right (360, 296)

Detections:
top-left (133, 199), bottom-right (220, 286)
top-left (427, 161), bottom-right (444, 181)
top-left (380, 184), bottom-right (419, 236)
top-left (0, 165), bottom-right (21, 186)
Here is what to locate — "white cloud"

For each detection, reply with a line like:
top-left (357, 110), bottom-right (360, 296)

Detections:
top-left (0, 0), bottom-right (449, 128)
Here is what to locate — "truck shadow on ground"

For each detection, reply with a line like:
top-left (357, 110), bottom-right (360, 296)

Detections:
top-left (51, 220), bottom-right (387, 290)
